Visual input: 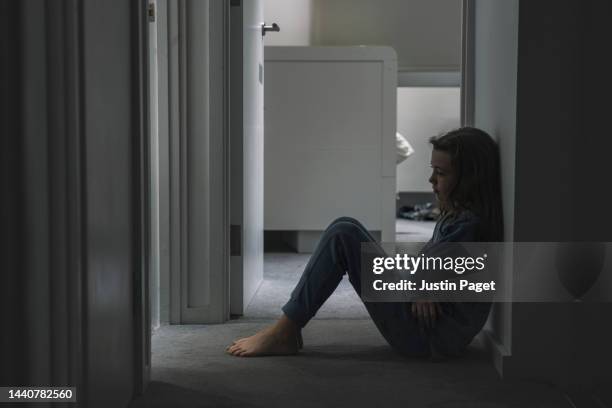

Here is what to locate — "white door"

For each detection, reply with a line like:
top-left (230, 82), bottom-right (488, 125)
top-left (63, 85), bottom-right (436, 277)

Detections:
top-left (230, 0), bottom-right (265, 314)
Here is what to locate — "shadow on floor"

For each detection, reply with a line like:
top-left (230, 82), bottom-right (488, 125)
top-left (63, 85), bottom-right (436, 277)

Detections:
top-left (146, 321), bottom-right (572, 408)
top-left (298, 340), bottom-right (489, 364)
top-left (129, 381), bottom-right (259, 408)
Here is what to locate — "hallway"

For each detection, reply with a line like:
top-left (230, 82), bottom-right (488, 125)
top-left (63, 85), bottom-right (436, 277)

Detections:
top-left (131, 254), bottom-right (570, 408)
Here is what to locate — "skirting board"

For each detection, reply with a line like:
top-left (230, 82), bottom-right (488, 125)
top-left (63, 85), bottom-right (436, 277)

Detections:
top-left (482, 329), bottom-right (512, 379)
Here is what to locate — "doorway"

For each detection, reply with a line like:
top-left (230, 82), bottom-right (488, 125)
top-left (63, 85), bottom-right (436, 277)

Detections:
top-left (144, 0), bottom-right (464, 332)
top-left (134, 2), bottom-right (579, 407)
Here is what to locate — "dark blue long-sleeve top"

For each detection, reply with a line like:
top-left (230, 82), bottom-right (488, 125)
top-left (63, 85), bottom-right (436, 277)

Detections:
top-left (420, 210), bottom-right (493, 356)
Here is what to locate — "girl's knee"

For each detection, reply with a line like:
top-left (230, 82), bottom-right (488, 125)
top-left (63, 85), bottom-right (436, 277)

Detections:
top-left (326, 220), bottom-right (363, 238)
top-left (328, 216), bottom-right (365, 230)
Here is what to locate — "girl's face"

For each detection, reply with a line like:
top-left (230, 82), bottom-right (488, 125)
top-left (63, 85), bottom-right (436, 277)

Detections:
top-left (429, 149), bottom-right (457, 208)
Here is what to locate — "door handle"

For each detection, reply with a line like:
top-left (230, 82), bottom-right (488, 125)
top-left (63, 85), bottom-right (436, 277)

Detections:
top-left (261, 23), bottom-right (280, 37)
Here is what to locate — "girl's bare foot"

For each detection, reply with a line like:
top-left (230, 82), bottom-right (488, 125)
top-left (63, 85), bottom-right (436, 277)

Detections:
top-left (226, 314), bottom-right (300, 357)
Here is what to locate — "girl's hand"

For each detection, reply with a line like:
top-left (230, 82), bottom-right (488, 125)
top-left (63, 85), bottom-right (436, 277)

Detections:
top-left (411, 300), bottom-right (442, 330)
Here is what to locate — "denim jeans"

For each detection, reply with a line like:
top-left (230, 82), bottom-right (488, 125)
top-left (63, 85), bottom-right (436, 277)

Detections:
top-left (281, 217), bottom-right (432, 357)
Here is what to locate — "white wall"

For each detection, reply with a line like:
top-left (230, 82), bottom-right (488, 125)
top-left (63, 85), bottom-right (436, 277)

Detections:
top-left (472, 0), bottom-right (518, 359)
top-left (263, 0), bottom-right (461, 70)
top-left (264, 0), bottom-right (314, 45)
top-left (396, 87), bottom-right (460, 192)
top-left (508, 0), bottom-right (612, 390)
top-left (312, 0), bottom-right (462, 72)
top-left (472, 1), bottom-right (612, 392)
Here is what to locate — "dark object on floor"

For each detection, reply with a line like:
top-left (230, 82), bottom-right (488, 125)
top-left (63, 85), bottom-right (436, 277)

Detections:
top-left (398, 203), bottom-right (440, 221)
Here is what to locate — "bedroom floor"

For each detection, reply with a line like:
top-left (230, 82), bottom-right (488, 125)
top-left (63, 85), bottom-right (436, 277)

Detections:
top-left (132, 233), bottom-right (573, 408)
top-left (395, 218), bottom-right (436, 243)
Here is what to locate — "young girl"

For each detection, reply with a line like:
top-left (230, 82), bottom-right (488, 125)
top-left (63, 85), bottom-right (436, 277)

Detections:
top-left (227, 127), bottom-right (503, 358)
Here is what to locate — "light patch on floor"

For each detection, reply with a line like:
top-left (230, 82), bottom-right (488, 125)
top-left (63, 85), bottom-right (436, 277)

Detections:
top-left (244, 253), bottom-right (369, 320)
top-left (396, 218), bottom-right (436, 242)
top-left (248, 219), bottom-right (436, 320)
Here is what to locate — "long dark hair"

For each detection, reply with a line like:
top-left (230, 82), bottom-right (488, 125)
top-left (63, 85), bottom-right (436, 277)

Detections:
top-left (429, 127), bottom-right (504, 242)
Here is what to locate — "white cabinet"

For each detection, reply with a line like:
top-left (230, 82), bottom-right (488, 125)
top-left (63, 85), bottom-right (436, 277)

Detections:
top-left (264, 47), bottom-right (397, 246)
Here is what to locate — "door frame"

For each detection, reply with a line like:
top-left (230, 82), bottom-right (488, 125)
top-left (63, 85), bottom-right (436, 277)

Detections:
top-left (228, 0), bottom-right (266, 316)
top-left (460, 0), bottom-right (476, 127)
top-left (1, 0), bottom-right (151, 403)
top-left (134, 0), bottom-right (152, 396)
top-left (159, 0), bottom-right (230, 324)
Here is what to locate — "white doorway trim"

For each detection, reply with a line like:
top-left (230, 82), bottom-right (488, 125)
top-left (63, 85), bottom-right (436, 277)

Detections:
top-left (229, 0), bottom-right (266, 316)
top-left (165, 0), bottom-right (230, 324)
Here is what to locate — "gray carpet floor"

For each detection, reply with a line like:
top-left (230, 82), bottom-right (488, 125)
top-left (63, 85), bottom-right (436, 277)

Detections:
top-left (247, 219), bottom-right (436, 320)
top-left (244, 252), bottom-right (369, 320)
top-left (131, 248), bottom-right (573, 408)
top-left (396, 218), bottom-right (436, 242)
top-left (133, 321), bottom-right (569, 408)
